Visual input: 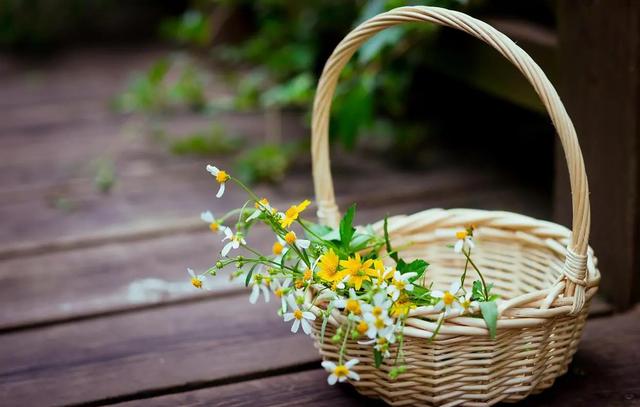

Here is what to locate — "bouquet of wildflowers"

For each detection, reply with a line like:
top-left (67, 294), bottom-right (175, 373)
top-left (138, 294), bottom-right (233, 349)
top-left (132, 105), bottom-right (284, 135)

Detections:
top-left (187, 163), bottom-right (499, 384)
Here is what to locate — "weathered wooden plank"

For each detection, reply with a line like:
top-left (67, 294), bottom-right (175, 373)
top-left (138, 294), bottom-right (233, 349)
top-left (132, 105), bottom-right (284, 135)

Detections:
top-left (117, 370), bottom-right (378, 407)
top-left (0, 162), bottom-right (502, 254)
top-left (117, 306), bottom-right (640, 407)
top-left (555, 0), bottom-right (640, 310)
top-left (0, 295), bottom-right (321, 407)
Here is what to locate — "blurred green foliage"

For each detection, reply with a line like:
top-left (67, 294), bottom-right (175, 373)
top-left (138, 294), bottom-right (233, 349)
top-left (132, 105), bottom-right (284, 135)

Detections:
top-left (170, 124), bottom-right (244, 156)
top-left (113, 0), bottom-right (471, 184)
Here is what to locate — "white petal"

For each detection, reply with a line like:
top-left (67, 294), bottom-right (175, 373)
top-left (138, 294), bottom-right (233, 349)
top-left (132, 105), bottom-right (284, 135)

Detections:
top-left (402, 272), bottom-right (417, 281)
top-left (216, 183), bottom-right (225, 198)
top-left (296, 239), bottom-right (311, 249)
top-left (261, 286), bottom-right (270, 303)
top-left (302, 311), bottom-right (316, 320)
top-left (249, 285), bottom-right (259, 304)
top-left (338, 376), bottom-right (347, 382)
top-left (232, 240), bottom-right (240, 249)
top-left (187, 268), bottom-right (196, 278)
top-left (321, 361), bottom-right (336, 371)
top-left (301, 319), bottom-right (312, 335)
top-left (345, 358), bottom-right (359, 368)
top-left (328, 374), bottom-right (338, 385)
top-left (291, 319), bottom-right (300, 333)
top-left (467, 238), bottom-right (475, 249)
top-left (450, 281), bottom-right (461, 293)
top-left (348, 371), bottom-right (360, 381)
top-left (223, 228), bottom-right (233, 239)
top-left (246, 210), bottom-right (260, 221)
top-left (200, 211), bottom-right (214, 223)
top-left (432, 290), bottom-right (444, 298)
top-left (283, 313), bottom-right (294, 322)
top-left (206, 165), bottom-right (219, 175)
top-left (454, 240), bottom-right (463, 253)
top-left (221, 242), bottom-right (233, 257)
top-left (434, 301), bottom-right (444, 311)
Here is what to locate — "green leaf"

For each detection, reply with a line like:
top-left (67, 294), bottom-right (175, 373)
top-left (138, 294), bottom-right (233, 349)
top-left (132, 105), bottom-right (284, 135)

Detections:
top-left (373, 348), bottom-right (383, 368)
top-left (471, 280), bottom-right (484, 301)
top-left (339, 204), bottom-right (356, 249)
top-left (244, 263), bottom-right (258, 287)
top-left (397, 259), bottom-right (428, 282)
top-left (479, 301), bottom-right (498, 339)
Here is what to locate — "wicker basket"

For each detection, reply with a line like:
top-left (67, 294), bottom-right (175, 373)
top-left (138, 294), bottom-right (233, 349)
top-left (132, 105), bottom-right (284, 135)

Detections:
top-left (304, 6), bottom-right (599, 407)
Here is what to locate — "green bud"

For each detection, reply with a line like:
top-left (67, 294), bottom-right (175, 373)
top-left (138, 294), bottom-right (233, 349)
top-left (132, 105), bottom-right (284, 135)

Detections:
top-left (331, 334), bottom-right (341, 343)
top-left (350, 330), bottom-right (358, 340)
top-left (215, 261), bottom-right (224, 269)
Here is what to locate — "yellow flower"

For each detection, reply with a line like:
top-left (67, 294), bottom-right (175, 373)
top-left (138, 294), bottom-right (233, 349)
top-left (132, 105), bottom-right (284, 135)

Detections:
top-left (391, 297), bottom-right (416, 318)
top-left (280, 199), bottom-right (311, 228)
top-left (303, 268), bottom-right (313, 281)
top-left (317, 249), bottom-right (345, 282)
top-left (272, 241), bottom-right (284, 255)
top-left (339, 253), bottom-right (377, 290)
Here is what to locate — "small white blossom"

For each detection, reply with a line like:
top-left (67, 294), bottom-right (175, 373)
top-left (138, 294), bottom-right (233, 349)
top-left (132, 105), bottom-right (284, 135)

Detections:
top-left (249, 273), bottom-right (271, 304)
top-left (221, 227), bottom-right (246, 257)
top-left (386, 270), bottom-right (417, 301)
top-left (433, 281), bottom-right (463, 316)
top-left (187, 268), bottom-right (208, 290)
top-left (321, 359), bottom-right (360, 385)
top-left (206, 164), bottom-right (230, 198)
top-left (283, 297), bottom-right (316, 335)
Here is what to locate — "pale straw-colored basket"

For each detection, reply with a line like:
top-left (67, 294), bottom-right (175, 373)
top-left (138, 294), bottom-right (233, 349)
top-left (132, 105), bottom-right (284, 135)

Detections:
top-left (304, 6), bottom-right (600, 407)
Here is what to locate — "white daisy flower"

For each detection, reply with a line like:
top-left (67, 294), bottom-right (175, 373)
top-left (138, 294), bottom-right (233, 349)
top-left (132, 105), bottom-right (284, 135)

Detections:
top-left (459, 291), bottom-right (479, 314)
top-left (187, 268), bottom-right (208, 290)
top-left (454, 229), bottom-right (475, 253)
top-left (433, 281), bottom-right (463, 316)
top-left (386, 270), bottom-right (417, 301)
top-left (272, 278), bottom-right (292, 312)
top-left (206, 164), bottom-right (230, 198)
top-left (283, 299), bottom-right (316, 335)
top-left (321, 359), bottom-right (360, 385)
top-left (332, 288), bottom-right (364, 316)
top-left (249, 273), bottom-right (271, 304)
top-left (200, 210), bottom-right (223, 233)
top-left (221, 227), bottom-right (246, 257)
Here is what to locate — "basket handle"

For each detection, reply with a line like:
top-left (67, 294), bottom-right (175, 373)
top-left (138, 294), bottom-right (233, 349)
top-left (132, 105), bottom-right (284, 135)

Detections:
top-left (310, 6), bottom-right (591, 313)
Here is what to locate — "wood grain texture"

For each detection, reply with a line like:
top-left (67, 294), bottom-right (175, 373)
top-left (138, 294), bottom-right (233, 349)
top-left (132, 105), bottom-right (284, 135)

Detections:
top-left (0, 295), bottom-right (320, 407)
top-left (555, 0), bottom-right (640, 310)
top-left (116, 306), bottom-right (640, 407)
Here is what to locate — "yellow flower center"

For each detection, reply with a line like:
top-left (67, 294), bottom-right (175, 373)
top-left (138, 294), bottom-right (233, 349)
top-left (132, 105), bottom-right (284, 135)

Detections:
top-left (357, 320), bottom-right (368, 335)
top-left (375, 318), bottom-right (385, 330)
top-left (334, 365), bottom-right (349, 378)
top-left (209, 222), bottom-right (219, 232)
top-left (377, 337), bottom-right (387, 346)
top-left (272, 242), bottom-right (284, 255)
top-left (462, 299), bottom-right (471, 309)
top-left (455, 230), bottom-right (468, 240)
top-left (295, 279), bottom-right (304, 289)
top-left (285, 231), bottom-right (297, 245)
top-left (394, 280), bottom-right (406, 290)
top-left (303, 268), bottom-right (312, 281)
top-left (191, 278), bottom-right (202, 289)
top-left (215, 170), bottom-right (229, 184)
top-left (346, 299), bottom-right (361, 315)
top-left (275, 288), bottom-right (284, 297)
top-left (293, 309), bottom-right (303, 320)
top-left (372, 306), bottom-right (383, 317)
top-left (443, 291), bottom-right (455, 306)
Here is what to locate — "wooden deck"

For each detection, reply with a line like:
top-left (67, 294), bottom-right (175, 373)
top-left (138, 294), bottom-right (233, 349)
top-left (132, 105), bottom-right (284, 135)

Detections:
top-left (0, 48), bottom-right (638, 407)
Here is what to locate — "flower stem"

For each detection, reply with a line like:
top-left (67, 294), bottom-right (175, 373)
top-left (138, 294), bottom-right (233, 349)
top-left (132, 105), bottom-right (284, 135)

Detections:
top-left (462, 248), bottom-right (489, 301)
